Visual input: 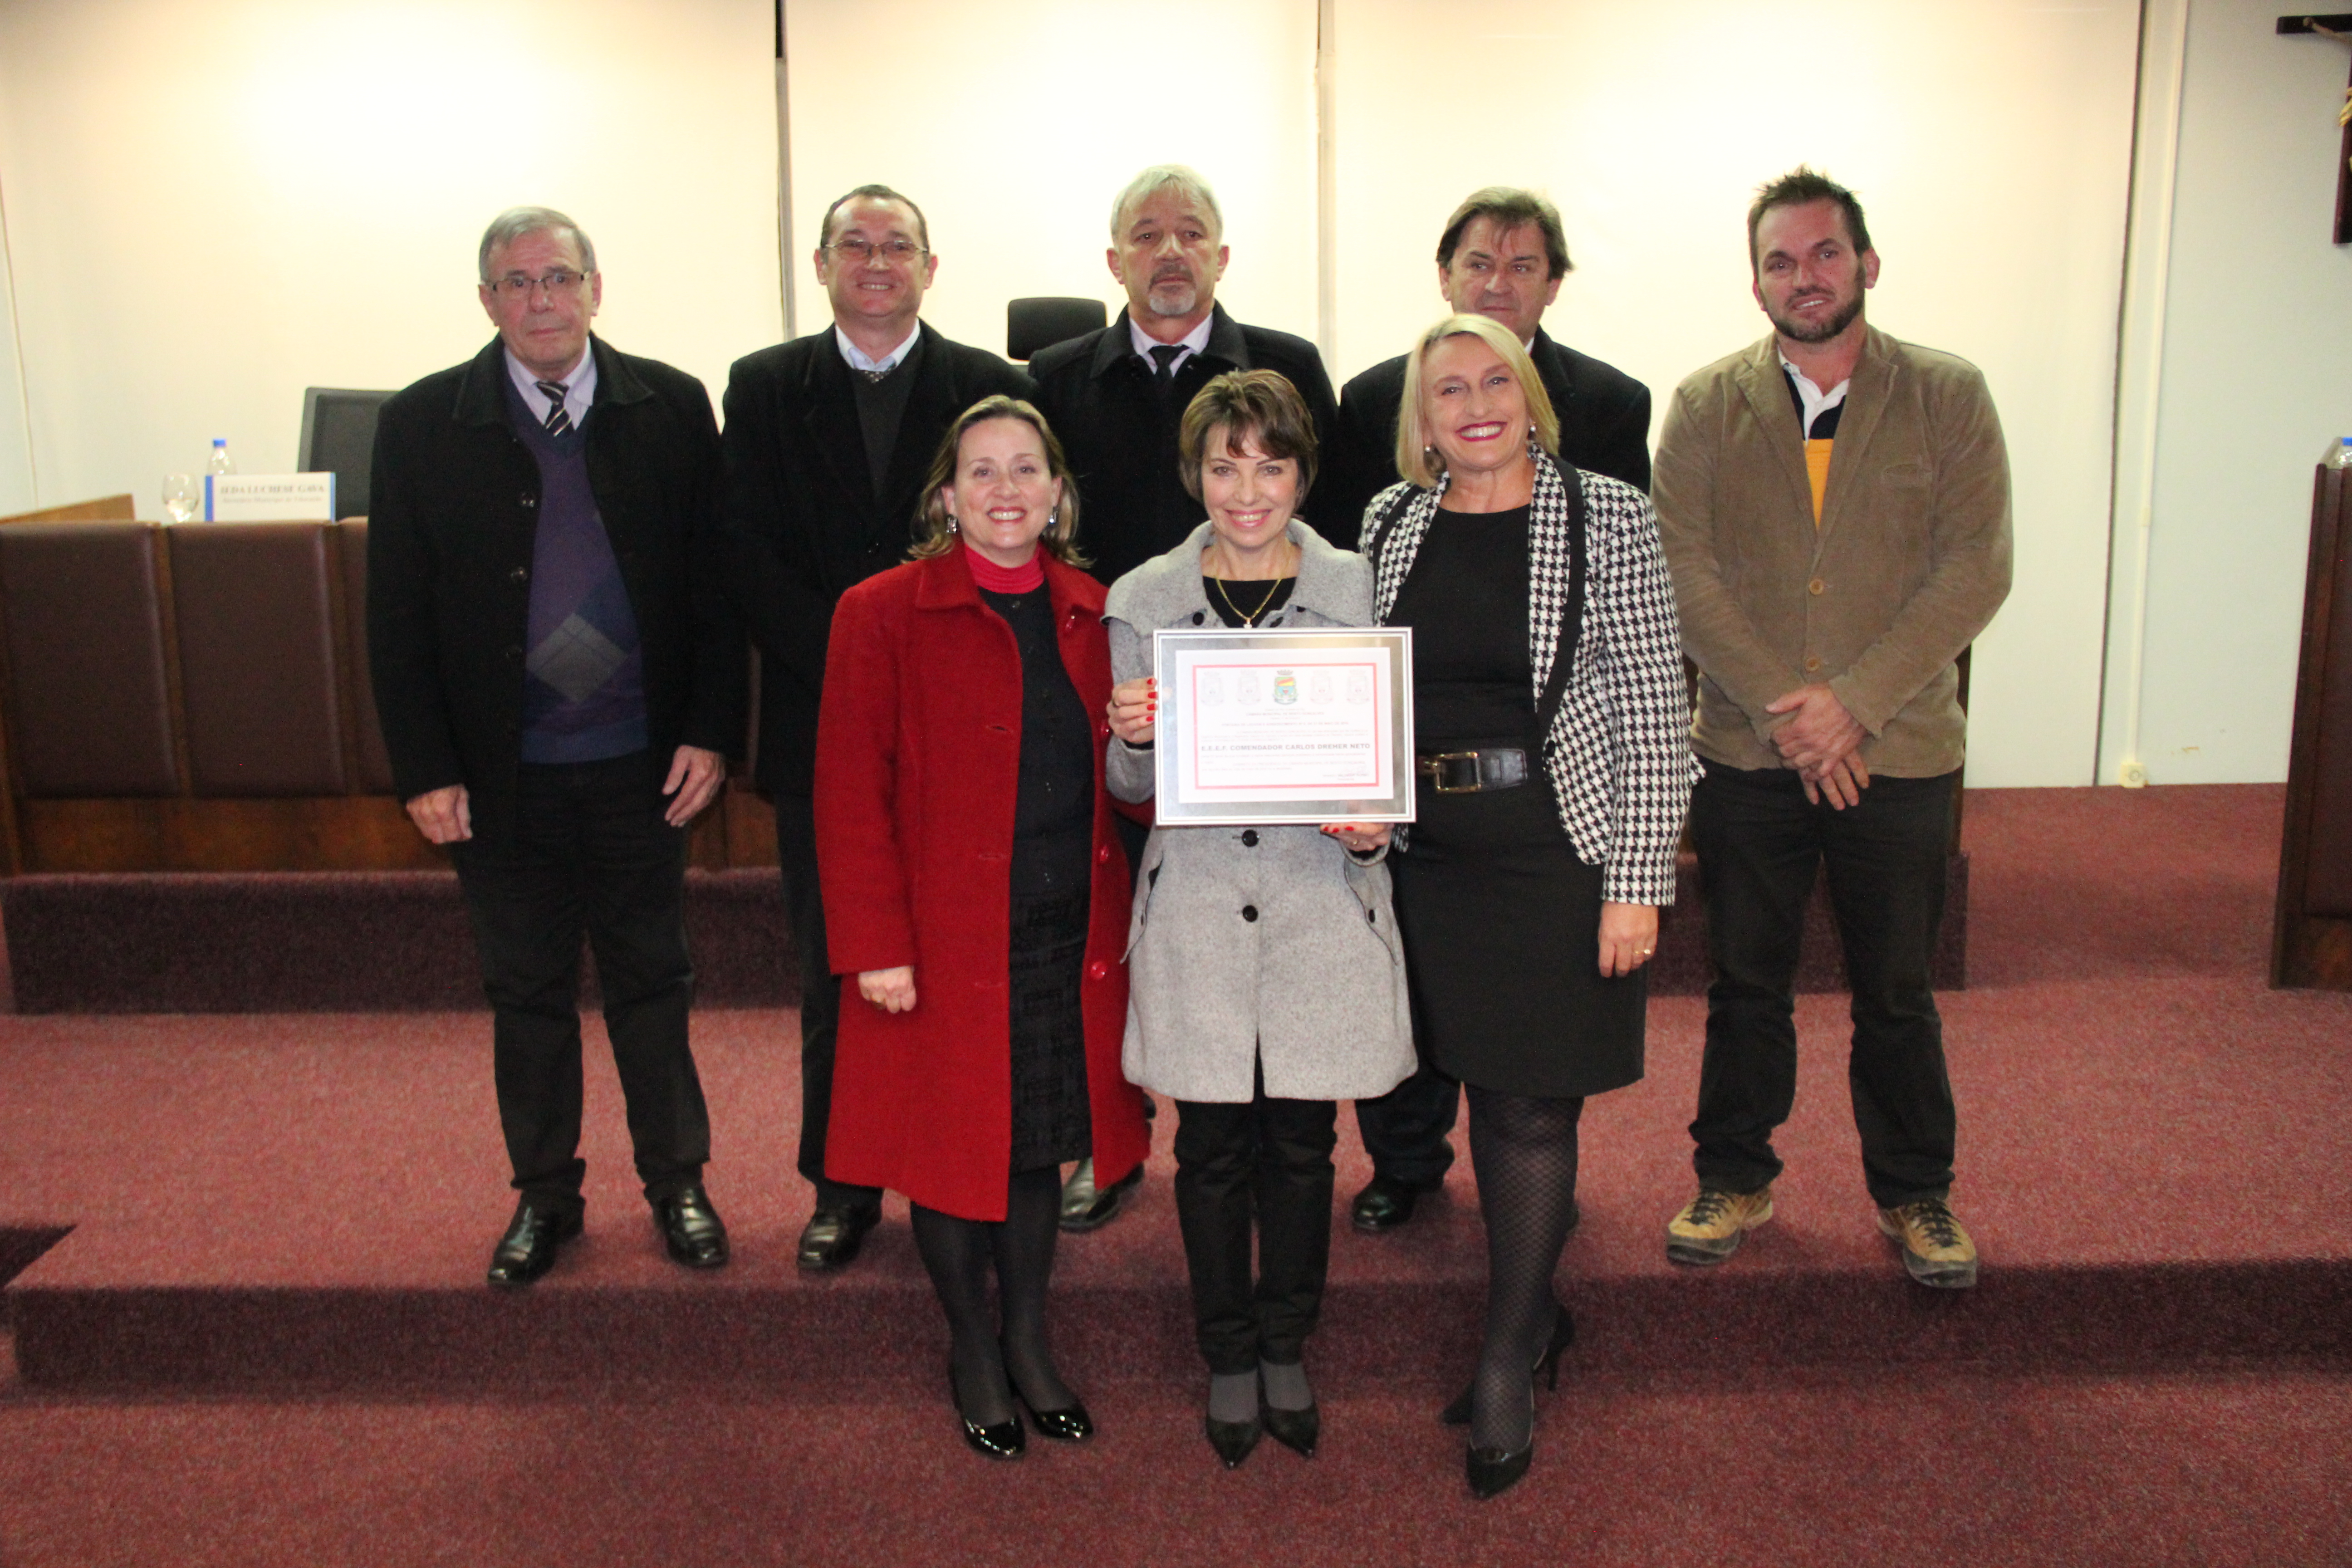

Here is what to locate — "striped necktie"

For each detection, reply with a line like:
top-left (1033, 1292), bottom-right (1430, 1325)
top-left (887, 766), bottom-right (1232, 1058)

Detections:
top-left (534, 380), bottom-right (572, 437)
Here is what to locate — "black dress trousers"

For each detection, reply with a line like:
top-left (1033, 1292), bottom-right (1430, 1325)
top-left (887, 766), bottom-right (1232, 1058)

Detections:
top-left (451, 749), bottom-right (711, 1210)
top-left (774, 790), bottom-right (882, 1214)
top-left (1172, 1063), bottom-right (1341, 1375)
top-left (1688, 763), bottom-right (1959, 1208)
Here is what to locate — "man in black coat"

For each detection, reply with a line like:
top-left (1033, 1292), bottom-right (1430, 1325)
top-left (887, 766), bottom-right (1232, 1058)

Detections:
top-left (720, 184), bottom-right (1034, 1270)
top-left (369, 206), bottom-right (746, 1289)
top-left (1331, 188), bottom-right (1654, 1238)
top-left (1324, 186), bottom-right (1652, 540)
top-left (1025, 163), bottom-right (1341, 1231)
top-left (1029, 164), bottom-right (1341, 589)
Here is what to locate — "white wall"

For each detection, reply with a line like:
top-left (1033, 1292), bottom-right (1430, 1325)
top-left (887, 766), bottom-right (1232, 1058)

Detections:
top-left (0, 0), bottom-right (778, 514)
top-left (0, 183), bottom-right (33, 515)
top-left (2099, 0), bottom-right (2352, 785)
top-left (6, 0), bottom-right (2337, 787)
top-left (781, 0), bottom-right (1322, 355)
top-left (1328, 0), bottom-right (2141, 789)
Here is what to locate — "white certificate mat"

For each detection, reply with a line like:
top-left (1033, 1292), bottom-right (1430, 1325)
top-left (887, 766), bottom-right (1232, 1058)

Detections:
top-left (1152, 627), bottom-right (1415, 825)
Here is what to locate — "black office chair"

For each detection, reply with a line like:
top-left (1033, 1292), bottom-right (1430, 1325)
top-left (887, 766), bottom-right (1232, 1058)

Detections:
top-left (298, 387), bottom-right (395, 518)
top-left (1007, 297), bottom-right (1107, 363)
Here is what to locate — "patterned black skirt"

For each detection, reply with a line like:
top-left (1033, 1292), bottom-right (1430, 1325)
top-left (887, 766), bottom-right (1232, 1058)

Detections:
top-left (1006, 886), bottom-right (1093, 1174)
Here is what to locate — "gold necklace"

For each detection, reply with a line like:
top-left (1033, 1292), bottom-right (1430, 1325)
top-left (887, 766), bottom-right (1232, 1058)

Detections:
top-left (1213, 573), bottom-right (1285, 627)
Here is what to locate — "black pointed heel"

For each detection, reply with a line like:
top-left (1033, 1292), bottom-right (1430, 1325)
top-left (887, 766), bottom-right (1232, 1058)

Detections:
top-left (1205, 1415), bottom-right (1262, 1469)
top-left (1017, 1392), bottom-right (1094, 1443)
top-left (949, 1371), bottom-right (1025, 1461)
top-left (1467, 1437), bottom-right (1534, 1499)
top-left (1261, 1400), bottom-right (1320, 1458)
top-left (1442, 1303), bottom-right (1575, 1426)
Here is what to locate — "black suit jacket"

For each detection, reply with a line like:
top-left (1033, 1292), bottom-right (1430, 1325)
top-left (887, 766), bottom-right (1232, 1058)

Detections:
top-left (367, 336), bottom-right (745, 844)
top-left (1327, 327), bottom-right (1652, 543)
top-left (720, 324), bottom-right (1034, 794)
top-left (1027, 304), bottom-right (1340, 586)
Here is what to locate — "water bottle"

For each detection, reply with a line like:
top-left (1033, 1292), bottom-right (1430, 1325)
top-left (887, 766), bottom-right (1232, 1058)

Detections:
top-left (206, 438), bottom-right (235, 476)
top-left (2327, 437), bottom-right (2352, 470)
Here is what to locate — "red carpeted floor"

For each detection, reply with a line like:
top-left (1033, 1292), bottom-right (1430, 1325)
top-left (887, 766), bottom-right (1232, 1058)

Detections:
top-left (2, 784), bottom-right (2348, 1565)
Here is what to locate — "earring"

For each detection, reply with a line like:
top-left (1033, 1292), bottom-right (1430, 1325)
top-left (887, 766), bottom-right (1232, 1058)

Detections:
top-left (947, 514), bottom-right (960, 534)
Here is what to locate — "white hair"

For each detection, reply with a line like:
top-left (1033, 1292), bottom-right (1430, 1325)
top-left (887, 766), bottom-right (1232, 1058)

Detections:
top-left (1108, 165), bottom-right (1222, 241)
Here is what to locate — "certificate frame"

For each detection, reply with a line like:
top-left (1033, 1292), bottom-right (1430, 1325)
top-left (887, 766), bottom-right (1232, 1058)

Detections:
top-left (1151, 627), bottom-right (1415, 825)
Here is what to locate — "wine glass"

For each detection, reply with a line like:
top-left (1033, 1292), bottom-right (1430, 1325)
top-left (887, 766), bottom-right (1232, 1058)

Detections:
top-left (162, 474), bottom-right (198, 524)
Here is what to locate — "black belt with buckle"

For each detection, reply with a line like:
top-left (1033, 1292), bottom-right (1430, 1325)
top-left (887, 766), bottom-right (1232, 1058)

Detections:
top-left (1417, 747), bottom-right (1529, 794)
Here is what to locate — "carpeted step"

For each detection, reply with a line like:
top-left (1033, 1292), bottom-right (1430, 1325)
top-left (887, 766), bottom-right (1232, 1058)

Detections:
top-left (0, 855), bottom-right (1965, 1013)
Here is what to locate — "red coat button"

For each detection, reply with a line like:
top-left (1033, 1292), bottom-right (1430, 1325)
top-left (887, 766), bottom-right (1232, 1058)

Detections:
top-left (1087, 960), bottom-right (1110, 980)
top-left (1097, 844), bottom-right (1112, 863)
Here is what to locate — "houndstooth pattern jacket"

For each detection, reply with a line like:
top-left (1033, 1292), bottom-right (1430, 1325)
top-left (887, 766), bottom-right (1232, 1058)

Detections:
top-left (1366, 448), bottom-right (1695, 906)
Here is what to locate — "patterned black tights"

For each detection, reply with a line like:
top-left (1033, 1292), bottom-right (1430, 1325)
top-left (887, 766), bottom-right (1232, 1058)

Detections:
top-left (1465, 1085), bottom-right (1583, 1452)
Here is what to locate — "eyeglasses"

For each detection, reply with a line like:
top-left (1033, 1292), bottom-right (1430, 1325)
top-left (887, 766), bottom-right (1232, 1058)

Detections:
top-left (827, 237), bottom-right (927, 265)
top-left (489, 270), bottom-right (588, 299)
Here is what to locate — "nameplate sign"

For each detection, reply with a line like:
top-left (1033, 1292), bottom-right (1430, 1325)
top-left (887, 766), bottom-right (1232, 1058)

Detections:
top-left (204, 473), bottom-right (336, 522)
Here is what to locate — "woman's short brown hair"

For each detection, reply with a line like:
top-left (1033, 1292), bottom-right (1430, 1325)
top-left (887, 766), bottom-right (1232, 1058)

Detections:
top-left (1176, 369), bottom-right (1319, 503)
top-left (910, 395), bottom-right (1087, 565)
top-left (1392, 313), bottom-right (1559, 490)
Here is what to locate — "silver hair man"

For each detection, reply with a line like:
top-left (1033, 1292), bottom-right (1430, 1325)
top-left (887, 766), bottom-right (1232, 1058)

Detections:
top-left (1107, 164), bottom-right (1222, 242)
top-left (477, 206), bottom-right (599, 284)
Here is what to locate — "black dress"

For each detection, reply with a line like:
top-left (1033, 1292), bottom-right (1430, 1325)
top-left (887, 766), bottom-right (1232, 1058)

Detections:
top-left (1385, 506), bottom-right (1645, 1099)
top-left (980, 585), bottom-right (1095, 1172)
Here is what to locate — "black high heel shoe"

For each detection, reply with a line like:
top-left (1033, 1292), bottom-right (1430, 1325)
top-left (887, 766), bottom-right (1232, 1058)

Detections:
top-left (1441, 1304), bottom-right (1575, 1426)
top-left (1016, 1390), bottom-right (1094, 1443)
top-left (1466, 1388), bottom-right (1536, 1501)
top-left (949, 1371), bottom-right (1025, 1461)
top-left (1001, 1338), bottom-right (1093, 1442)
top-left (1205, 1414), bottom-right (1262, 1469)
top-left (1260, 1398), bottom-right (1319, 1458)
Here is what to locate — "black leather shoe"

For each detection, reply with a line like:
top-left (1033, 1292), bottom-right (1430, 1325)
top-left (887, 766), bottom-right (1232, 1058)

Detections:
top-left (1350, 1173), bottom-right (1441, 1233)
top-left (797, 1204), bottom-right (879, 1271)
top-left (1443, 1303), bottom-right (1576, 1426)
top-left (1016, 1392), bottom-right (1094, 1443)
top-left (951, 1373), bottom-right (1025, 1461)
top-left (486, 1199), bottom-right (582, 1289)
top-left (1058, 1159), bottom-right (1143, 1233)
top-left (1205, 1415), bottom-right (1261, 1469)
top-left (653, 1185), bottom-right (730, 1269)
top-left (1261, 1400), bottom-right (1319, 1458)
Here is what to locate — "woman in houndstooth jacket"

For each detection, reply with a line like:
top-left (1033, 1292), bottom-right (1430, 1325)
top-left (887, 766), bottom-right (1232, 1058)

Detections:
top-left (1362, 313), bottom-right (1692, 1500)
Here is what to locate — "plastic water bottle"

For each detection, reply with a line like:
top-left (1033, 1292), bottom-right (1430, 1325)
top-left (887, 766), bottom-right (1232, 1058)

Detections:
top-left (2328, 437), bottom-right (2352, 470)
top-left (206, 438), bottom-right (235, 476)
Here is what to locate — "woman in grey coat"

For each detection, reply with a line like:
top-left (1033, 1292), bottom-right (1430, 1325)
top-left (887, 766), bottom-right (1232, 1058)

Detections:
top-left (1102, 370), bottom-right (1416, 1470)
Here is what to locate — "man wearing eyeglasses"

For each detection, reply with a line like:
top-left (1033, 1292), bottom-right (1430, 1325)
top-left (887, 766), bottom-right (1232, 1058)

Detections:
top-left (720, 184), bottom-right (1034, 1271)
top-left (369, 205), bottom-right (746, 1290)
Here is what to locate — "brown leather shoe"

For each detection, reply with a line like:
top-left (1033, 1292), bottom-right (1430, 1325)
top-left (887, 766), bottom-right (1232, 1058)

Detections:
top-left (796, 1204), bottom-right (878, 1271)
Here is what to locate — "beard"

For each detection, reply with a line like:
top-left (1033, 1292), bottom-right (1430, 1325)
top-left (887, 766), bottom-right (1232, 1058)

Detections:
top-left (1145, 273), bottom-right (1199, 318)
top-left (1768, 288), bottom-right (1865, 345)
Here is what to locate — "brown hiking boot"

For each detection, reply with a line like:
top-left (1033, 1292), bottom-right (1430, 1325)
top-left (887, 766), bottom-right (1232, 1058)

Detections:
top-left (1665, 1183), bottom-right (1774, 1265)
top-left (1877, 1197), bottom-right (1979, 1289)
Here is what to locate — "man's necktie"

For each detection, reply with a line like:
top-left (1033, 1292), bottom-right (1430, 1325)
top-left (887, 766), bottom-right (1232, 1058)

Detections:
top-left (862, 366), bottom-right (891, 384)
top-left (534, 380), bottom-right (572, 437)
top-left (1148, 344), bottom-right (1185, 382)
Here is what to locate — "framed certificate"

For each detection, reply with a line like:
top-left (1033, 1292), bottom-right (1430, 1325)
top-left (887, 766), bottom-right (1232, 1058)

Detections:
top-left (1152, 627), bottom-right (1416, 825)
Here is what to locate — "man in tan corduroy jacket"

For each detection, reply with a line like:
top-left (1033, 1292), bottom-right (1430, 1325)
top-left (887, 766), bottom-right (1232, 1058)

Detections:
top-left (1651, 167), bottom-right (2012, 1290)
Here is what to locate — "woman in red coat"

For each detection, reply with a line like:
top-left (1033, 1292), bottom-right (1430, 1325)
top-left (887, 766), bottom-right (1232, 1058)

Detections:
top-left (815, 395), bottom-right (1149, 1462)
